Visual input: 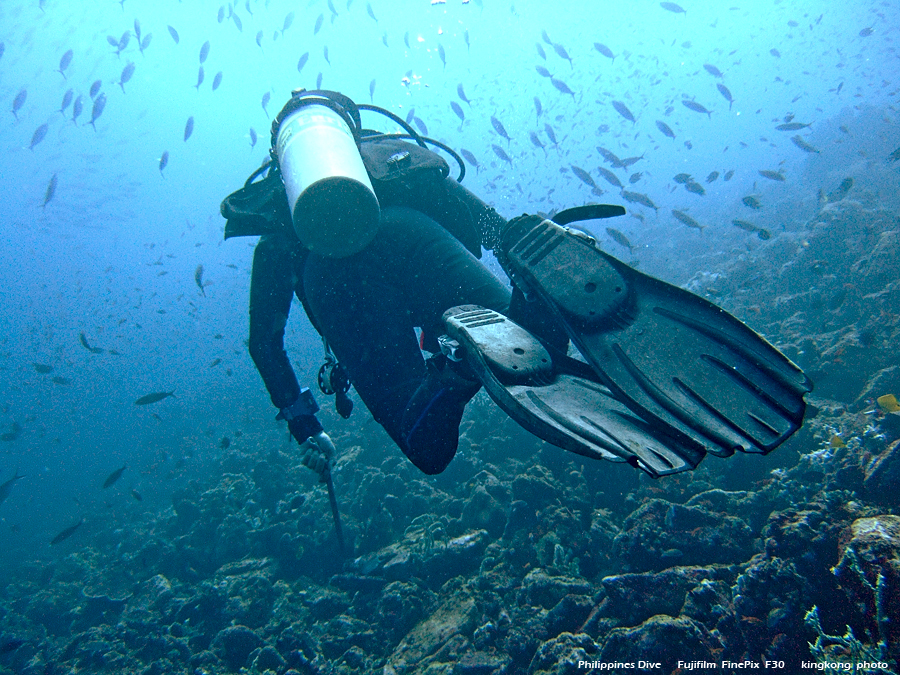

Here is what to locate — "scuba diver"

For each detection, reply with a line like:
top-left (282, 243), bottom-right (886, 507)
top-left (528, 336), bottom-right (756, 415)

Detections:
top-left (221, 89), bottom-right (812, 482)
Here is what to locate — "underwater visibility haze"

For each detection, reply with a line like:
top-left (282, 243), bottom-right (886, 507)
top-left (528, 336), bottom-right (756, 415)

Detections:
top-left (2, 0), bottom-right (900, 672)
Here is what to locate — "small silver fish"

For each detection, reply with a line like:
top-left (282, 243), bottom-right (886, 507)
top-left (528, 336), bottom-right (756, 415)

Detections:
top-left (551, 78), bottom-right (575, 98)
top-left (605, 227), bottom-right (634, 253)
top-left (553, 42), bottom-right (572, 68)
top-left (596, 166), bottom-right (623, 189)
top-left (671, 209), bottom-right (704, 231)
top-left (775, 122), bottom-right (810, 131)
top-left (459, 148), bottom-right (480, 173)
top-left (682, 99), bottom-right (712, 117)
top-left (544, 124), bottom-right (557, 145)
top-left (12, 89), bottom-right (27, 120)
top-left (29, 123), bottom-right (49, 150)
top-left (594, 43), bottom-right (615, 61)
top-left (716, 83), bottom-right (733, 110)
top-left (656, 120), bottom-right (675, 139)
top-left (790, 136), bottom-right (819, 153)
top-left (59, 88), bottom-right (73, 113)
top-left (570, 166), bottom-right (597, 189)
top-left (491, 144), bottom-right (512, 165)
top-left (89, 93), bottom-right (106, 130)
top-left (660, 2), bottom-right (686, 14)
top-left (102, 465), bottom-right (127, 489)
top-left (450, 101), bottom-right (465, 129)
top-left (490, 115), bottom-right (511, 145)
top-left (621, 191), bottom-right (659, 211)
top-left (742, 195), bottom-right (763, 209)
top-left (195, 264), bottom-right (205, 296)
top-left (282, 11), bottom-right (294, 33)
top-left (119, 62), bottom-right (135, 92)
top-left (758, 169), bottom-right (785, 182)
top-left (0, 469), bottom-right (24, 506)
top-left (50, 519), bottom-right (83, 546)
top-left (57, 49), bottom-right (74, 78)
top-left (684, 181), bottom-right (706, 196)
top-left (135, 391), bottom-right (175, 405)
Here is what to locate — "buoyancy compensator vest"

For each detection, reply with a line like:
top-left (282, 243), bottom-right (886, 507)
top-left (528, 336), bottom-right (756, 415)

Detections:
top-left (221, 90), bottom-right (477, 254)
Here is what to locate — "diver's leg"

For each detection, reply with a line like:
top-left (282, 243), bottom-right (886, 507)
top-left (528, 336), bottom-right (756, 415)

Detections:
top-left (369, 207), bottom-right (512, 473)
top-left (303, 240), bottom-right (423, 457)
top-left (380, 208), bottom-right (511, 345)
top-left (303, 206), bottom-right (510, 474)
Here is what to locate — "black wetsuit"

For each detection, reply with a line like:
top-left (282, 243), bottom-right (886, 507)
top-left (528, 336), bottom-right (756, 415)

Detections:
top-left (247, 177), bottom-right (513, 459)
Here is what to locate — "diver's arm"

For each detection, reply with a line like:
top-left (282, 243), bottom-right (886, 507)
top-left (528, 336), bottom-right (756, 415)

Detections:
top-left (248, 234), bottom-right (302, 409)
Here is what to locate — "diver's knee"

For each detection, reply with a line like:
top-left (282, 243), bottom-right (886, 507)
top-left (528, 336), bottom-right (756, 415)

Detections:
top-left (403, 445), bottom-right (456, 475)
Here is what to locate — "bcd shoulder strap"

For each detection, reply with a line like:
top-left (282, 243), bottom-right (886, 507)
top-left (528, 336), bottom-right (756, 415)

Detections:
top-left (360, 139), bottom-right (481, 256)
top-left (359, 138), bottom-right (450, 205)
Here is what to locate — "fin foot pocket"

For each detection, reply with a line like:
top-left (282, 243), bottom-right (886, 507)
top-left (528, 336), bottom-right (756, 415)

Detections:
top-left (504, 218), bottom-right (635, 329)
top-left (443, 306), bottom-right (552, 384)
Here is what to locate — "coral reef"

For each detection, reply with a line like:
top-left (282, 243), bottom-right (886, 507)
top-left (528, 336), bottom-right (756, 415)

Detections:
top-left (2, 195), bottom-right (900, 675)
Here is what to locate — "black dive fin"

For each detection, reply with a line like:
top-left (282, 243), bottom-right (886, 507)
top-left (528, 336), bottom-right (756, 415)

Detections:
top-left (501, 217), bottom-right (812, 458)
top-left (443, 306), bottom-right (705, 477)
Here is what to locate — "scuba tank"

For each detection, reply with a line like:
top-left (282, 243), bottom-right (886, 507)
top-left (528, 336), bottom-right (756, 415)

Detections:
top-left (273, 90), bottom-right (380, 258)
top-left (270, 89), bottom-right (469, 257)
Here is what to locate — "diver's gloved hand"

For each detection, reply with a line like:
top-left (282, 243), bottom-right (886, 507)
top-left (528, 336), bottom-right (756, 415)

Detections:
top-left (299, 431), bottom-right (336, 481)
top-left (276, 388), bottom-right (322, 444)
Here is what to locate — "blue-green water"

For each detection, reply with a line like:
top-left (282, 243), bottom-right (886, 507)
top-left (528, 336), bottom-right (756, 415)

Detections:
top-left (0, 0), bottom-right (899, 628)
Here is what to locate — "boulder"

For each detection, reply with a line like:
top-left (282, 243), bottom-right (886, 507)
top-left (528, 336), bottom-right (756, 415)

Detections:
top-left (211, 625), bottom-right (264, 670)
top-left (390, 592), bottom-right (478, 672)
